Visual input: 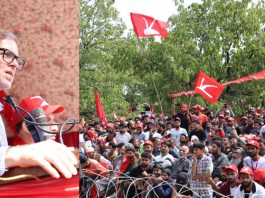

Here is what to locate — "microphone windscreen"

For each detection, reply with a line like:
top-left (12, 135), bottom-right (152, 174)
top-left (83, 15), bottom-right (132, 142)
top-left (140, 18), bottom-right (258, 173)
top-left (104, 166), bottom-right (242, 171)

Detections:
top-left (25, 108), bottom-right (47, 142)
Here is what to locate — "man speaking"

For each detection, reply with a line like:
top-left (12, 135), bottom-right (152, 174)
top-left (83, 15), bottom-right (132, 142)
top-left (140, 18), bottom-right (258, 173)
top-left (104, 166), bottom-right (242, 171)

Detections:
top-left (0, 29), bottom-right (77, 179)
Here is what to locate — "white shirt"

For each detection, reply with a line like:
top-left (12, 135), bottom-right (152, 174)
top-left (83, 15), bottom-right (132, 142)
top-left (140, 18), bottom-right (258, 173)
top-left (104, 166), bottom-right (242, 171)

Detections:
top-left (115, 132), bottom-right (131, 144)
top-left (170, 127), bottom-right (188, 145)
top-left (145, 131), bottom-right (162, 140)
top-left (260, 125), bottom-right (265, 136)
top-left (79, 133), bottom-right (85, 143)
top-left (230, 186), bottom-right (237, 197)
top-left (243, 156), bottom-right (265, 169)
top-left (234, 182), bottom-right (265, 198)
top-left (154, 153), bottom-right (174, 168)
top-left (170, 127), bottom-right (188, 139)
top-left (0, 115), bottom-right (8, 176)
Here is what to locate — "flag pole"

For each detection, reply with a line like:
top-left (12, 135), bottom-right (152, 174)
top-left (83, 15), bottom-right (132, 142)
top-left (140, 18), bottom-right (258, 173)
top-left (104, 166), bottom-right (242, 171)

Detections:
top-left (188, 93), bottom-right (194, 110)
top-left (136, 37), bottom-right (164, 115)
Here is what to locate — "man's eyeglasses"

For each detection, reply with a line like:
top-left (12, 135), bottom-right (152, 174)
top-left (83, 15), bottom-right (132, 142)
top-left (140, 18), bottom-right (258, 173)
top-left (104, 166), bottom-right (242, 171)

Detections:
top-left (0, 48), bottom-right (25, 70)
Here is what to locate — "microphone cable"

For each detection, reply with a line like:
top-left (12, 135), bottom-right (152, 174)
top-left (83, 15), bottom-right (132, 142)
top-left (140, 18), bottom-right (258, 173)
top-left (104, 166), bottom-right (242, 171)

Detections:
top-left (2, 95), bottom-right (79, 144)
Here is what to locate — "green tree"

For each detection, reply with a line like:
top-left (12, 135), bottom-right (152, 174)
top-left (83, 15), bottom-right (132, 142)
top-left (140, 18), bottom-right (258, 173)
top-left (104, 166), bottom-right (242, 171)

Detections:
top-left (80, 0), bottom-right (265, 119)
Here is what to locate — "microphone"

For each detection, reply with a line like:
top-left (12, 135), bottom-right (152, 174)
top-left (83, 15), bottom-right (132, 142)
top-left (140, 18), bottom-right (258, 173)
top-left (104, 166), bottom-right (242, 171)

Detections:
top-left (3, 95), bottom-right (16, 107)
top-left (25, 107), bottom-right (47, 142)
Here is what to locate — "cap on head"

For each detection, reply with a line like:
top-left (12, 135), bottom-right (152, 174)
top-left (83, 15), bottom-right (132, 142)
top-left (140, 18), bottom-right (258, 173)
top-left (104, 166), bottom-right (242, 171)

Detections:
top-left (193, 105), bottom-right (202, 111)
top-left (223, 164), bottom-right (238, 174)
top-left (181, 104), bottom-right (188, 108)
top-left (218, 113), bottom-right (224, 118)
top-left (144, 140), bottom-right (153, 147)
top-left (246, 139), bottom-right (260, 149)
top-left (240, 166), bottom-right (253, 176)
top-left (19, 96), bottom-right (64, 116)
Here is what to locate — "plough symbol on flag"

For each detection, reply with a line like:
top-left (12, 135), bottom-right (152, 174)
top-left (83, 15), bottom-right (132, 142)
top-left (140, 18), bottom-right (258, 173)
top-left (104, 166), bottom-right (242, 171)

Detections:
top-left (143, 18), bottom-right (160, 36)
top-left (196, 77), bottom-right (218, 99)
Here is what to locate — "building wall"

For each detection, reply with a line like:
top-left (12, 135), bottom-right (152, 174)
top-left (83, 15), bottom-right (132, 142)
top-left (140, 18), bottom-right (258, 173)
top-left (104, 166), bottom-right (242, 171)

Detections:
top-left (0, 0), bottom-right (80, 123)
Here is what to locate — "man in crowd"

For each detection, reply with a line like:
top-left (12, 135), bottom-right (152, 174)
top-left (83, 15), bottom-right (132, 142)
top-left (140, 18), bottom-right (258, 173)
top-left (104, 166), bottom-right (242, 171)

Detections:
top-left (192, 105), bottom-right (208, 126)
top-left (230, 146), bottom-right (245, 170)
top-left (211, 140), bottom-right (229, 180)
top-left (234, 166), bottom-right (265, 197)
top-left (145, 119), bottom-right (162, 140)
top-left (243, 139), bottom-right (265, 170)
top-left (0, 29), bottom-right (77, 179)
top-left (143, 140), bottom-right (153, 154)
top-left (207, 164), bottom-right (240, 197)
top-left (131, 122), bottom-right (146, 141)
top-left (190, 142), bottom-right (213, 198)
top-left (125, 152), bottom-right (153, 198)
top-left (170, 117), bottom-right (188, 144)
top-left (171, 145), bottom-right (191, 178)
top-left (175, 103), bottom-right (191, 131)
top-left (154, 141), bottom-right (174, 169)
top-left (245, 115), bottom-right (255, 134)
top-left (189, 120), bottom-right (206, 141)
top-left (116, 123), bottom-right (131, 144)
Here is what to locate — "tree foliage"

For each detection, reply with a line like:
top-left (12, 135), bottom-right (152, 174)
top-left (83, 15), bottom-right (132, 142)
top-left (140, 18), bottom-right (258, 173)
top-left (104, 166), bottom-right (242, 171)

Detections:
top-left (80, 0), bottom-right (265, 120)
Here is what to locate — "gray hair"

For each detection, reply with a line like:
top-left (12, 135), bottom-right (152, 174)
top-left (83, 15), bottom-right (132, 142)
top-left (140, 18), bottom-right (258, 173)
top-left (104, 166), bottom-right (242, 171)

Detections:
top-left (180, 145), bottom-right (189, 155)
top-left (0, 29), bottom-right (17, 42)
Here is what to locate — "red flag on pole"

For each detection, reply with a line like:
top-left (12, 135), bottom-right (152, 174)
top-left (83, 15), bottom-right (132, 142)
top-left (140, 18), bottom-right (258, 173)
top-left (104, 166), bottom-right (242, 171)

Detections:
top-left (150, 104), bottom-right (154, 113)
top-left (95, 91), bottom-right (107, 127)
top-left (194, 71), bottom-right (224, 103)
top-left (130, 13), bottom-right (169, 38)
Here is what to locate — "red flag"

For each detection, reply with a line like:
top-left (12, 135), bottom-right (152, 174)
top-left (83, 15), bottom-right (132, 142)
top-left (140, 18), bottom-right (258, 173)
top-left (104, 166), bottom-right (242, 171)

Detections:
top-left (150, 104), bottom-right (154, 113)
top-left (223, 70), bottom-right (265, 86)
top-left (130, 13), bottom-right (169, 38)
top-left (194, 71), bottom-right (224, 103)
top-left (95, 91), bottom-right (107, 127)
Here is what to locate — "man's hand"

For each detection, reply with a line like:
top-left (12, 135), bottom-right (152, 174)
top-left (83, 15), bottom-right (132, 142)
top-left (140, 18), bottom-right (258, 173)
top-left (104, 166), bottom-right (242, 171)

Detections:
top-left (5, 140), bottom-right (78, 179)
top-left (142, 171), bottom-right (148, 177)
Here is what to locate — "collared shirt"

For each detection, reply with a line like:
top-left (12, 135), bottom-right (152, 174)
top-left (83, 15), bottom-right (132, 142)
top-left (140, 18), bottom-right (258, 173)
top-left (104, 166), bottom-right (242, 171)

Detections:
top-left (154, 153), bottom-right (174, 169)
top-left (190, 154), bottom-right (213, 197)
top-left (243, 156), bottom-right (265, 170)
top-left (171, 157), bottom-right (191, 178)
top-left (234, 181), bottom-right (265, 198)
top-left (0, 115), bottom-right (8, 176)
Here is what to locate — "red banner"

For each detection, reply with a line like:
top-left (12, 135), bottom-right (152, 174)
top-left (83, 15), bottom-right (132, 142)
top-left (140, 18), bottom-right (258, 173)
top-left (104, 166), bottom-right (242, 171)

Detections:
top-left (95, 91), bottom-right (107, 127)
top-left (194, 71), bottom-right (224, 103)
top-left (223, 70), bottom-right (265, 86)
top-left (170, 69), bottom-right (265, 99)
top-left (130, 13), bottom-right (168, 38)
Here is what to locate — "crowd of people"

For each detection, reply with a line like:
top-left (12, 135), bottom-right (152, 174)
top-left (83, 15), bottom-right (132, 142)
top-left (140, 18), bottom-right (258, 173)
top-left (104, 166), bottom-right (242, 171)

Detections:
top-left (79, 103), bottom-right (265, 198)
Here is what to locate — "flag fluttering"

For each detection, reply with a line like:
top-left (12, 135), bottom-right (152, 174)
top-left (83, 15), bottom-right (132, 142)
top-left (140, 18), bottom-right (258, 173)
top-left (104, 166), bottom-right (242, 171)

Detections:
top-left (95, 91), bottom-right (107, 127)
top-left (169, 69), bottom-right (265, 99)
top-left (222, 70), bottom-right (265, 86)
top-left (194, 71), bottom-right (224, 103)
top-left (130, 13), bottom-right (169, 38)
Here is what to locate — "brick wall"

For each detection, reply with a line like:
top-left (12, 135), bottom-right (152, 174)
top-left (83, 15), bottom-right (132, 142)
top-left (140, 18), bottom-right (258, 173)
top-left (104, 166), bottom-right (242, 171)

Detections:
top-left (0, 0), bottom-right (80, 127)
